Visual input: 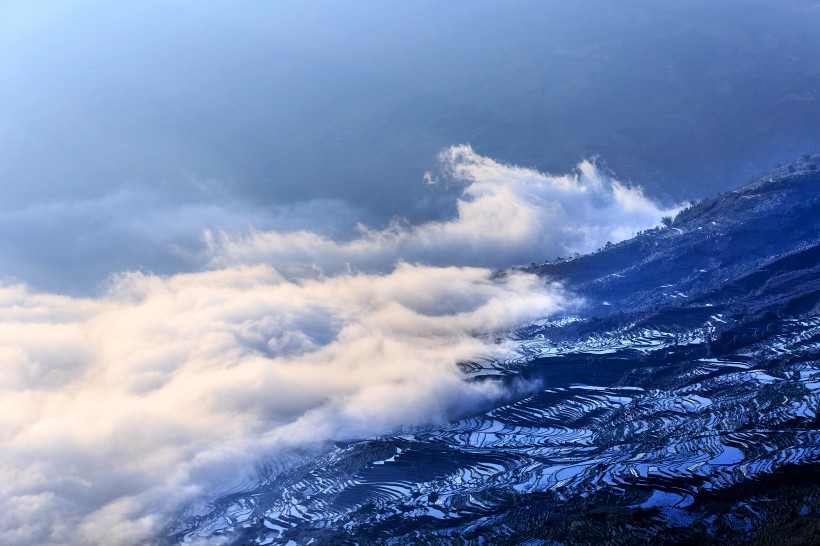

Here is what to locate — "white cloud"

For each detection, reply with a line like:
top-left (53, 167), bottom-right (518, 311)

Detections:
top-left (209, 145), bottom-right (678, 274)
top-left (0, 264), bottom-right (568, 545)
top-left (0, 146), bottom-right (676, 544)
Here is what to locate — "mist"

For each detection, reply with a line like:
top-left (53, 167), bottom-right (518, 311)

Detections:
top-left (1, 1), bottom-right (817, 544)
top-left (0, 264), bottom-right (568, 545)
top-left (210, 146), bottom-right (678, 275)
top-left (0, 146), bottom-right (678, 544)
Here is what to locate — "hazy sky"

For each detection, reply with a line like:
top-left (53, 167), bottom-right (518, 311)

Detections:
top-left (2, 0), bottom-right (820, 291)
top-left (1, 2), bottom-right (819, 544)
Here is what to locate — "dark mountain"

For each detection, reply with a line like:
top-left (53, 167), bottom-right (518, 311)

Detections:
top-left (169, 154), bottom-right (820, 545)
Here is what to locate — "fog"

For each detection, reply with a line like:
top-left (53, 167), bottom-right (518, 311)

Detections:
top-left (210, 146), bottom-right (678, 275)
top-left (1, 1), bottom-right (818, 543)
top-left (0, 263), bottom-right (566, 545)
top-left (0, 146), bottom-right (676, 544)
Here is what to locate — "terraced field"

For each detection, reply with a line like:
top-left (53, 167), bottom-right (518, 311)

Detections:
top-left (167, 157), bottom-right (820, 545)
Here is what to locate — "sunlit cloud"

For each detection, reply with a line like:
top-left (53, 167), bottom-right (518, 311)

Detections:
top-left (0, 264), bottom-right (568, 545)
top-left (0, 147), bottom-right (676, 545)
top-left (209, 145), bottom-right (679, 275)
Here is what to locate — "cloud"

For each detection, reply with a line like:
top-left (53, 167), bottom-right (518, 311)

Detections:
top-left (0, 146), bottom-right (674, 295)
top-left (0, 181), bottom-right (368, 294)
top-left (0, 146), bottom-right (676, 544)
top-left (0, 263), bottom-right (568, 545)
top-left (209, 145), bottom-right (679, 275)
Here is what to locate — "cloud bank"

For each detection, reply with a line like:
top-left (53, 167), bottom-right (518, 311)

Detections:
top-left (209, 145), bottom-right (678, 275)
top-left (0, 147), bottom-right (676, 545)
top-left (0, 181), bottom-right (368, 294)
top-left (0, 264), bottom-right (566, 546)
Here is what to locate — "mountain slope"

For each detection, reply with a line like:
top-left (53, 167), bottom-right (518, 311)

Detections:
top-left (168, 155), bottom-right (820, 545)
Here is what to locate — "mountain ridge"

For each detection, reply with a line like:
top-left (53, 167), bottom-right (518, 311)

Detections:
top-left (168, 155), bottom-right (820, 545)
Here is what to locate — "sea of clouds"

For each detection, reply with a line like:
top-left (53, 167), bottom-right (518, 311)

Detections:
top-left (0, 147), bottom-right (678, 545)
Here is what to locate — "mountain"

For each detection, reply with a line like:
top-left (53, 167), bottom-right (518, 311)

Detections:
top-left (168, 154), bottom-right (820, 545)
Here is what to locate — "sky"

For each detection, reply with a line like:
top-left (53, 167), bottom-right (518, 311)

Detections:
top-left (1, 1), bottom-right (819, 544)
top-left (2, 0), bottom-right (820, 292)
